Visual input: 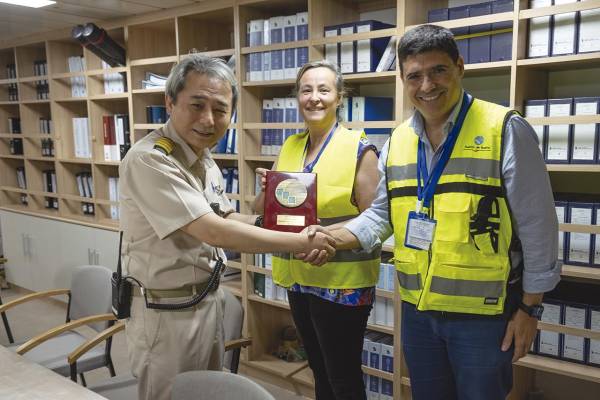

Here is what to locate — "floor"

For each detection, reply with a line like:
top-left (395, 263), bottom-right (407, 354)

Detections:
top-left (0, 285), bottom-right (308, 400)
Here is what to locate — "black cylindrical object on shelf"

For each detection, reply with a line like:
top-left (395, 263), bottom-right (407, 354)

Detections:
top-left (82, 23), bottom-right (126, 67)
top-left (71, 24), bottom-right (109, 65)
top-left (71, 24), bottom-right (126, 67)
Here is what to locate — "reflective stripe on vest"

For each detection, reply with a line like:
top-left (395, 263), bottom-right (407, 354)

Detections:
top-left (271, 125), bottom-right (381, 289)
top-left (387, 98), bottom-right (514, 315)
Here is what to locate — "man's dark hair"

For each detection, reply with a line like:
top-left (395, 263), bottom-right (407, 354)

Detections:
top-left (397, 25), bottom-right (459, 74)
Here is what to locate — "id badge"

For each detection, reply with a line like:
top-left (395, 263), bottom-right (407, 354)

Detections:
top-left (404, 211), bottom-right (437, 251)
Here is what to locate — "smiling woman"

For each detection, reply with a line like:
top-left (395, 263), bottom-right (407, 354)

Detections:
top-left (252, 60), bottom-right (381, 400)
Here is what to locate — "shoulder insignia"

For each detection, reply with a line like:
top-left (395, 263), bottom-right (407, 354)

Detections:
top-left (154, 137), bottom-right (175, 155)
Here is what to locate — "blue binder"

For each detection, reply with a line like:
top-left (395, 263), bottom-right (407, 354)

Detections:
top-left (362, 96), bottom-right (394, 136)
top-left (449, 5), bottom-right (470, 61)
top-left (594, 204), bottom-right (600, 267)
top-left (428, 8), bottom-right (449, 23)
top-left (491, 0), bottom-right (514, 62)
top-left (469, 2), bottom-right (492, 64)
top-left (261, 102), bottom-right (273, 155)
top-left (354, 20), bottom-right (395, 73)
top-left (296, 47), bottom-right (308, 70)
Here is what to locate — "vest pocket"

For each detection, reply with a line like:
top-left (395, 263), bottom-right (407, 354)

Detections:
top-left (434, 194), bottom-right (471, 244)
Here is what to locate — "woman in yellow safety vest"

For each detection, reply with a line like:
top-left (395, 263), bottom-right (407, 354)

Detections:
top-left (253, 60), bottom-right (381, 400)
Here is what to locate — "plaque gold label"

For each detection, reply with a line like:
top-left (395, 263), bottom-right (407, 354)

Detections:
top-left (276, 215), bottom-right (306, 226)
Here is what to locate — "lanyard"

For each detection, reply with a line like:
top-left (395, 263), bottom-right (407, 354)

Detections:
top-left (416, 93), bottom-right (472, 213)
top-left (303, 122), bottom-right (338, 173)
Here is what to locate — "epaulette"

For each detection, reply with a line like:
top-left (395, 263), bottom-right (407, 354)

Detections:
top-left (154, 137), bottom-right (175, 155)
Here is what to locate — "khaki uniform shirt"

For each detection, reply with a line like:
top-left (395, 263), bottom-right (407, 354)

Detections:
top-left (119, 120), bottom-right (233, 290)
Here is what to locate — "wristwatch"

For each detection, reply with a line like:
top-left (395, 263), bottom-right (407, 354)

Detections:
top-left (254, 215), bottom-right (263, 227)
top-left (518, 301), bottom-right (544, 319)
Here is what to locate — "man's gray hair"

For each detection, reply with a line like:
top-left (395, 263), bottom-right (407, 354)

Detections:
top-left (165, 54), bottom-right (238, 112)
top-left (294, 59), bottom-right (346, 121)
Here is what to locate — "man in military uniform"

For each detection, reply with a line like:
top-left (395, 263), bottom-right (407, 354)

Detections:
top-left (119, 54), bottom-right (335, 400)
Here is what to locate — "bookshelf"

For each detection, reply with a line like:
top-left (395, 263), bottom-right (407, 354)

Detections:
top-left (0, 1), bottom-right (598, 399)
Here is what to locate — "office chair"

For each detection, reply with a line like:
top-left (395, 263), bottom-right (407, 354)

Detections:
top-left (0, 288), bottom-right (14, 343)
top-left (172, 370), bottom-right (275, 400)
top-left (0, 265), bottom-right (117, 385)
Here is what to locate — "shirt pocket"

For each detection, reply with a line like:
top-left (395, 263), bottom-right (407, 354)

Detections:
top-left (434, 193), bottom-right (472, 244)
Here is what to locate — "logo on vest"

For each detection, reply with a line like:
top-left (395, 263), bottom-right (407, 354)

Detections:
top-left (464, 135), bottom-right (491, 153)
top-left (211, 182), bottom-right (223, 195)
top-left (484, 297), bottom-right (499, 305)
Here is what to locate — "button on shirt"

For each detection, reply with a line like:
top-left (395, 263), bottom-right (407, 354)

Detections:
top-left (119, 120), bottom-right (234, 290)
top-left (345, 93), bottom-right (561, 294)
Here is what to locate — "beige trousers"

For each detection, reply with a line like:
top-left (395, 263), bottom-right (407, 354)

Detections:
top-left (126, 288), bottom-right (225, 400)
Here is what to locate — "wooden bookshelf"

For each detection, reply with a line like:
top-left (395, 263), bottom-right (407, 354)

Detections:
top-left (0, 1), bottom-right (599, 399)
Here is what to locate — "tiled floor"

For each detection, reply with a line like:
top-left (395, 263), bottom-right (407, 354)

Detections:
top-left (0, 286), bottom-right (308, 400)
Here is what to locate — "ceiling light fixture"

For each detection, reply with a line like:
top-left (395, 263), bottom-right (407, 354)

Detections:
top-left (0, 0), bottom-right (56, 8)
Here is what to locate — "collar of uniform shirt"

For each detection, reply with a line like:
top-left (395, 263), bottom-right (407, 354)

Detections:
top-left (409, 89), bottom-right (466, 150)
top-left (163, 119), bottom-right (214, 169)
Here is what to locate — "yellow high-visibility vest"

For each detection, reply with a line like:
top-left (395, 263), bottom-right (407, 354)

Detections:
top-left (272, 125), bottom-right (381, 288)
top-left (387, 98), bottom-right (515, 315)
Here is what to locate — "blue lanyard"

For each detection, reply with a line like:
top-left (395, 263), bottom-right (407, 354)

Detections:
top-left (416, 93), bottom-right (472, 212)
top-left (303, 123), bottom-right (338, 173)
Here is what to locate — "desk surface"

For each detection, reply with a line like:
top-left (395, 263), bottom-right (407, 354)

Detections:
top-left (0, 345), bottom-right (107, 399)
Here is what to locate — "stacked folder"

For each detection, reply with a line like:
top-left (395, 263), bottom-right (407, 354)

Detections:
top-left (427, 0), bottom-right (514, 64)
top-left (363, 332), bottom-right (394, 400)
top-left (76, 171), bottom-right (94, 215)
top-left (246, 12), bottom-right (308, 82)
top-left (532, 281), bottom-right (600, 367)
top-left (528, 0), bottom-right (600, 58)
top-left (324, 20), bottom-right (395, 74)
top-left (525, 97), bottom-right (600, 164)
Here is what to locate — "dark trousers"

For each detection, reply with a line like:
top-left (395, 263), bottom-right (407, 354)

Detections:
top-left (401, 301), bottom-right (514, 400)
top-left (288, 291), bottom-right (372, 400)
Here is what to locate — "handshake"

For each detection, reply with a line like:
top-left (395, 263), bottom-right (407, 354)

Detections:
top-left (255, 167), bottom-right (339, 267)
top-left (295, 225), bottom-right (337, 267)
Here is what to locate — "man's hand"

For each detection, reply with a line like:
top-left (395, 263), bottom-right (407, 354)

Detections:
top-left (501, 309), bottom-right (538, 362)
top-left (296, 225), bottom-right (335, 266)
top-left (255, 168), bottom-right (269, 192)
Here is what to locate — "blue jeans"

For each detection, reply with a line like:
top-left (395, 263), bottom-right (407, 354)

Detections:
top-left (401, 301), bottom-right (514, 400)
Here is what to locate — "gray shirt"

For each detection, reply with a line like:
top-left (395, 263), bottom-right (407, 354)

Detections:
top-left (345, 93), bottom-right (561, 294)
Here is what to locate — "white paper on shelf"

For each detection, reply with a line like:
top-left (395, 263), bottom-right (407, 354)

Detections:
top-left (528, 0), bottom-right (552, 57)
top-left (568, 207), bottom-right (592, 263)
top-left (340, 25), bottom-right (355, 74)
top-left (578, 7), bottom-right (600, 53)
top-left (552, 0), bottom-right (577, 55)
top-left (562, 305), bottom-right (586, 361)
top-left (539, 302), bottom-right (561, 356)
top-left (524, 102), bottom-right (546, 154)
top-left (590, 309), bottom-right (600, 364)
top-left (572, 101), bottom-right (598, 161)
top-left (556, 205), bottom-right (566, 261)
top-left (547, 102), bottom-right (571, 161)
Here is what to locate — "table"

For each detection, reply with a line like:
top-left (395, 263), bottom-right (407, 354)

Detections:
top-left (0, 345), bottom-right (107, 399)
